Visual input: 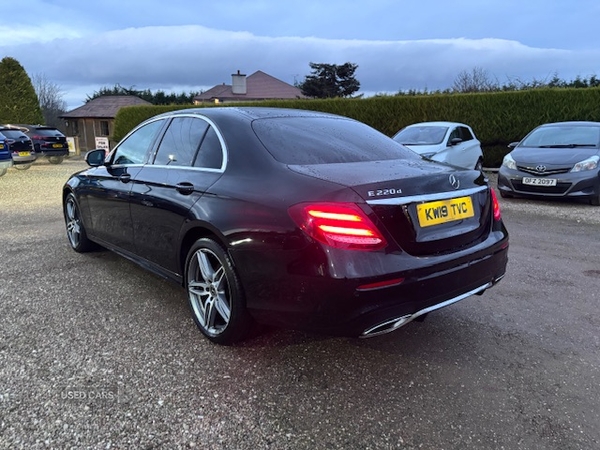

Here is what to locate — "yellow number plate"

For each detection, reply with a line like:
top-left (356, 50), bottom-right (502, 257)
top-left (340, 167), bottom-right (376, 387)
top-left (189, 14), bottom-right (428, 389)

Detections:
top-left (18, 151), bottom-right (30, 157)
top-left (0, 143), bottom-right (4, 149)
top-left (417, 196), bottom-right (474, 227)
top-left (52, 143), bottom-right (63, 148)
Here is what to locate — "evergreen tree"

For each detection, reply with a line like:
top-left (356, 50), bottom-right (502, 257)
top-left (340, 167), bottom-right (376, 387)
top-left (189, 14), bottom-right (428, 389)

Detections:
top-left (0, 57), bottom-right (44, 124)
top-left (298, 62), bottom-right (360, 98)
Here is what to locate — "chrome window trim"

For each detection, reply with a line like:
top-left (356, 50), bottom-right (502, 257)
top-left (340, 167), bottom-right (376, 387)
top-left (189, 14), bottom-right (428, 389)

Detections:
top-left (366, 185), bottom-right (487, 206)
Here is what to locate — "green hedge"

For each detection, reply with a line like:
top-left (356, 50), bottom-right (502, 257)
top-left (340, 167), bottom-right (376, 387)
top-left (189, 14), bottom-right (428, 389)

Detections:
top-left (113, 87), bottom-right (600, 167)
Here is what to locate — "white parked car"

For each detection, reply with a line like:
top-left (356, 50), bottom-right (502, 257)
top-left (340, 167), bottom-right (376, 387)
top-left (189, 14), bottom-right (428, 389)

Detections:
top-left (393, 121), bottom-right (484, 170)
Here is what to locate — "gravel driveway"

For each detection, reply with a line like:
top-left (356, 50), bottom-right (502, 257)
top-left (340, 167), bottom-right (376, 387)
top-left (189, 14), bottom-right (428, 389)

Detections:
top-left (1, 159), bottom-right (599, 449)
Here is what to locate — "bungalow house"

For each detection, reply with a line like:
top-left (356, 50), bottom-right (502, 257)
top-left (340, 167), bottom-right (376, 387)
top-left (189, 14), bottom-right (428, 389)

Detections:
top-left (194, 70), bottom-right (306, 103)
top-left (61, 95), bottom-right (151, 154)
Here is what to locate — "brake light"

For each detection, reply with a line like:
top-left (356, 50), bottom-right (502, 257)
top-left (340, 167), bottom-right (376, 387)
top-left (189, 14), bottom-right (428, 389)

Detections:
top-left (490, 188), bottom-right (501, 221)
top-left (289, 202), bottom-right (387, 251)
top-left (32, 135), bottom-right (43, 140)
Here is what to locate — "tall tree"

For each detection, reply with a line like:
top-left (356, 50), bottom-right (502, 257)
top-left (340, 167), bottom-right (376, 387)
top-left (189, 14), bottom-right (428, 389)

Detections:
top-left (298, 62), bottom-right (360, 98)
top-left (0, 57), bottom-right (44, 124)
top-left (31, 73), bottom-right (67, 127)
top-left (452, 66), bottom-right (498, 93)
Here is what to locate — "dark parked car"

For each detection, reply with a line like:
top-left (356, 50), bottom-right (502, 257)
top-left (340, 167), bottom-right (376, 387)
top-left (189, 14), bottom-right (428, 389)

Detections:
top-left (498, 121), bottom-right (600, 205)
top-left (0, 134), bottom-right (13, 177)
top-left (63, 107), bottom-right (509, 344)
top-left (0, 127), bottom-right (36, 170)
top-left (21, 125), bottom-right (69, 164)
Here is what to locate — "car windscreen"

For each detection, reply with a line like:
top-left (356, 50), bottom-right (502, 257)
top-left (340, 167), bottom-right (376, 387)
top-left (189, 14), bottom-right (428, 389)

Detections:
top-left (252, 117), bottom-right (420, 164)
top-left (393, 126), bottom-right (448, 145)
top-left (520, 126), bottom-right (600, 148)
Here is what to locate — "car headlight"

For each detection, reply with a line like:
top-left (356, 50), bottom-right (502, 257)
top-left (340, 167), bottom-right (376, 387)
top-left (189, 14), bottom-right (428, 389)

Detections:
top-left (571, 155), bottom-right (599, 172)
top-left (502, 154), bottom-right (517, 170)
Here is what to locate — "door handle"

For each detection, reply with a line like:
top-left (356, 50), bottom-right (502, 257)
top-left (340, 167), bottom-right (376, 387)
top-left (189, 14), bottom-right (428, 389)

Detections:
top-left (176, 182), bottom-right (194, 195)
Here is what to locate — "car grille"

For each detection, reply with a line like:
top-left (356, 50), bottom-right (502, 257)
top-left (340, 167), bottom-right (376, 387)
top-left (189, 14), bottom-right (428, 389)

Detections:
top-left (517, 165), bottom-right (571, 176)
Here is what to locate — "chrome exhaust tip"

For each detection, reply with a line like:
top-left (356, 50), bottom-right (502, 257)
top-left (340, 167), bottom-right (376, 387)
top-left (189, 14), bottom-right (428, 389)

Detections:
top-left (360, 282), bottom-right (492, 338)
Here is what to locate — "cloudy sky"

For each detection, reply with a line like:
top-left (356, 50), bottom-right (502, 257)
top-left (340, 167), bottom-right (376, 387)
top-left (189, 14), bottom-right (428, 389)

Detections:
top-left (2, 0), bottom-right (599, 110)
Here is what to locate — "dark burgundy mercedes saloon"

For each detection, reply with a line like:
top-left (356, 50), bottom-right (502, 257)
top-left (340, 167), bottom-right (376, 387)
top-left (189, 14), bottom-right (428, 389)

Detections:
top-left (63, 107), bottom-right (509, 344)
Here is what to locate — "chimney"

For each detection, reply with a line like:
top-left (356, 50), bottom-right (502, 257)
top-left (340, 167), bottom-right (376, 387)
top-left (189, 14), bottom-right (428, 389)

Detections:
top-left (231, 70), bottom-right (247, 95)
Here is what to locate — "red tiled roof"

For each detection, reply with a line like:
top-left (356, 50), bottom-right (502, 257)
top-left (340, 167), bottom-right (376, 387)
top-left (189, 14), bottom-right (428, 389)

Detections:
top-left (194, 70), bottom-right (306, 102)
top-left (61, 95), bottom-right (152, 119)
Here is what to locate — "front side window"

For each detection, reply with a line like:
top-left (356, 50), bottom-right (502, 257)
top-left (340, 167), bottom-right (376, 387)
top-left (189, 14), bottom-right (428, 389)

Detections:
top-left (154, 117), bottom-right (208, 166)
top-left (448, 127), bottom-right (461, 144)
top-left (113, 119), bottom-right (164, 165)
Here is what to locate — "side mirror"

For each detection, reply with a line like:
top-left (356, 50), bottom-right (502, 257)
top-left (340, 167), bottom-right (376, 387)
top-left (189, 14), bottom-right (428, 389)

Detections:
top-left (508, 142), bottom-right (519, 149)
top-left (449, 137), bottom-right (462, 146)
top-left (85, 149), bottom-right (107, 167)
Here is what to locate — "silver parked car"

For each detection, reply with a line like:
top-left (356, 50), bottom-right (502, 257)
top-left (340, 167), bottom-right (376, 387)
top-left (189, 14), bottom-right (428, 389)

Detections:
top-left (393, 121), bottom-right (484, 170)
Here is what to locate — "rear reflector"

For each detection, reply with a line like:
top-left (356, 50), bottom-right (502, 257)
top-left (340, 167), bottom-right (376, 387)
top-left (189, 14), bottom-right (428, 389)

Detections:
top-left (357, 277), bottom-right (405, 291)
top-left (289, 202), bottom-right (387, 251)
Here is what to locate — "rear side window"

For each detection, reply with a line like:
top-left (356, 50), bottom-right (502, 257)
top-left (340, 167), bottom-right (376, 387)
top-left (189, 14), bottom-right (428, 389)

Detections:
top-left (253, 117), bottom-right (419, 164)
top-left (193, 126), bottom-right (223, 169)
top-left (154, 117), bottom-right (208, 166)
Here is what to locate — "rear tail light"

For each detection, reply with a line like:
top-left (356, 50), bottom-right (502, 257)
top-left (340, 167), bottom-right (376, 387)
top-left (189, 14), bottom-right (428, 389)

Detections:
top-left (289, 202), bottom-right (387, 251)
top-left (490, 188), bottom-right (501, 221)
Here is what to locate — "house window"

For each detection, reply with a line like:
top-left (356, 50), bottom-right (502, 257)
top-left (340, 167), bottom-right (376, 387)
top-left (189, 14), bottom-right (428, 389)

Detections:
top-left (100, 121), bottom-right (109, 136)
top-left (72, 121), bottom-right (79, 135)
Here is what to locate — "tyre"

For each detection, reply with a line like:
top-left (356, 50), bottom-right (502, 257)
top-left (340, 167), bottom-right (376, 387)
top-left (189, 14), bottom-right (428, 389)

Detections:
top-left (48, 156), bottom-right (64, 164)
top-left (14, 163), bottom-right (31, 170)
top-left (185, 238), bottom-right (254, 345)
top-left (591, 194), bottom-right (600, 206)
top-left (499, 190), bottom-right (512, 199)
top-left (64, 193), bottom-right (95, 252)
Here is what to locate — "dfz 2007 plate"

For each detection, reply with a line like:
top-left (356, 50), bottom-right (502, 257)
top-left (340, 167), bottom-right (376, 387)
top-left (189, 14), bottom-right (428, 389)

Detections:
top-left (417, 196), bottom-right (474, 227)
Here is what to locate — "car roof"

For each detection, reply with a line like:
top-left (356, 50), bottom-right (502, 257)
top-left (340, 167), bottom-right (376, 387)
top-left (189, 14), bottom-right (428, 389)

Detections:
top-left (538, 121), bottom-right (600, 128)
top-left (406, 121), bottom-right (469, 128)
top-left (155, 106), bottom-right (345, 121)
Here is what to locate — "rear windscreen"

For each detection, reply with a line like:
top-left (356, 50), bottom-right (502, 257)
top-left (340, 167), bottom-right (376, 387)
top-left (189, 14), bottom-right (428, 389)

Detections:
top-left (31, 129), bottom-right (64, 137)
top-left (252, 116), bottom-right (420, 165)
top-left (0, 130), bottom-right (27, 139)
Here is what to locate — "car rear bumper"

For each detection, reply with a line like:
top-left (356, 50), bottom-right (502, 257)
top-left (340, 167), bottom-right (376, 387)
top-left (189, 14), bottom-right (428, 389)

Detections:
top-left (12, 155), bottom-right (37, 164)
top-left (239, 233), bottom-right (509, 337)
top-left (36, 149), bottom-right (69, 157)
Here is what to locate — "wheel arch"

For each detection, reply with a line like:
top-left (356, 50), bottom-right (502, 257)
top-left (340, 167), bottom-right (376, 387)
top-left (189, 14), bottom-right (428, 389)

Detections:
top-left (179, 226), bottom-right (230, 285)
